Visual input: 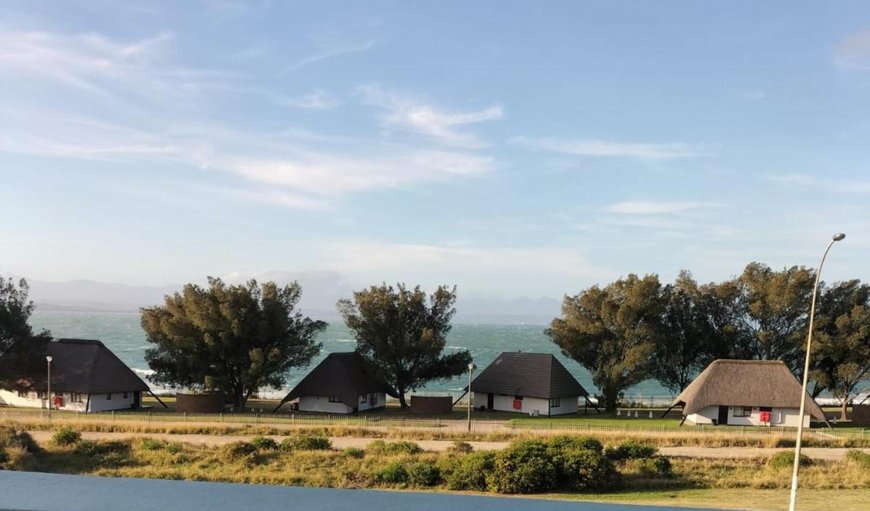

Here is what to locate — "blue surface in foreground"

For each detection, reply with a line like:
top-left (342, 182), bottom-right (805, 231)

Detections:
top-left (0, 471), bottom-right (717, 511)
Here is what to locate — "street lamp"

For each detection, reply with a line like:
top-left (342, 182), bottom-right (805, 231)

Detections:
top-left (789, 232), bottom-right (845, 511)
top-left (467, 362), bottom-right (475, 432)
top-left (45, 355), bottom-right (53, 421)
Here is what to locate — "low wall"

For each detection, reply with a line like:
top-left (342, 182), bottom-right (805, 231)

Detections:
top-left (175, 393), bottom-right (225, 414)
top-left (410, 395), bottom-right (453, 415)
top-left (853, 404), bottom-right (870, 425)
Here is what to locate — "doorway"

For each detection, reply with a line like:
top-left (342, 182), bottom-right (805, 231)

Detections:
top-left (717, 406), bottom-right (729, 425)
top-left (487, 393), bottom-right (494, 410)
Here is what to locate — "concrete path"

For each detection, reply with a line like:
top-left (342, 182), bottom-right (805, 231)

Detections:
top-left (26, 431), bottom-right (869, 459)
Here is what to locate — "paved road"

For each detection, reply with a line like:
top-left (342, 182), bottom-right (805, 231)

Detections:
top-left (0, 471), bottom-right (716, 511)
top-left (26, 431), bottom-right (870, 459)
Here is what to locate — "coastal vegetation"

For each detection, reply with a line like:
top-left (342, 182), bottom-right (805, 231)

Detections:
top-left (0, 276), bottom-right (51, 387)
top-left (140, 278), bottom-right (326, 409)
top-left (338, 283), bottom-right (472, 408)
top-left (549, 264), bottom-right (870, 416)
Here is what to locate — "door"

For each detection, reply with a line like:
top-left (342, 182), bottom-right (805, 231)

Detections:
top-left (717, 406), bottom-right (729, 425)
top-left (487, 393), bottom-right (494, 410)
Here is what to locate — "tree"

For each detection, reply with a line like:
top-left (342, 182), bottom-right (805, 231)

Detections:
top-left (0, 277), bottom-right (49, 386)
top-left (734, 262), bottom-right (815, 374)
top-left (547, 274), bottom-right (665, 412)
top-left (337, 283), bottom-right (472, 408)
top-left (811, 280), bottom-right (870, 420)
top-left (142, 278), bottom-right (325, 409)
top-left (649, 271), bottom-right (734, 393)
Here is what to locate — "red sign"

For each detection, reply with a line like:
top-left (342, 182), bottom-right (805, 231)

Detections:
top-left (760, 411), bottom-right (771, 423)
top-left (512, 399), bottom-right (522, 410)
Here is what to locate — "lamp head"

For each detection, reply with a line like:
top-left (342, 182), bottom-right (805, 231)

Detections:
top-left (45, 356), bottom-right (52, 363)
top-left (468, 363), bottom-right (475, 371)
top-left (833, 233), bottom-right (846, 242)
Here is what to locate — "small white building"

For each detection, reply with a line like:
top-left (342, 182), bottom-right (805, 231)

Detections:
top-left (273, 352), bottom-right (397, 414)
top-left (470, 352), bottom-right (589, 416)
top-left (0, 338), bottom-right (149, 412)
top-left (672, 359), bottom-right (826, 428)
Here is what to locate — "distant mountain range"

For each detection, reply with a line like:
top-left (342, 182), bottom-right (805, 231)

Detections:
top-left (26, 275), bottom-right (561, 325)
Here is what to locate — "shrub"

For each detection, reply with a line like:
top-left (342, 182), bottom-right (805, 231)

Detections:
top-left (768, 451), bottom-right (812, 469)
top-left (605, 441), bottom-right (657, 462)
top-left (280, 435), bottom-right (331, 451)
top-left (165, 443), bottom-right (182, 454)
top-left (250, 436), bottom-right (278, 450)
top-left (445, 452), bottom-right (494, 491)
top-left (343, 447), bottom-right (365, 458)
top-left (366, 440), bottom-right (422, 456)
top-left (376, 461), bottom-right (409, 484)
top-left (633, 456), bottom-right (672, 479)
top-left (407, 462), bottom-right (441, 487)
top-left (487, 440), bottom-right (557, 494)
top-left (73, 440), bottom-right (99, 456)
top-left (139, 438), bottom-right (165, 451)
top-left (447, 440), bottom-right (474, 454)
top-left (556, 448), bottom-right (621, 491)
top-left (52, 427), bottom-right (81, 446)
top-left (222, 441), bottom-right (257, 460)
top-left (845, 449), bottom-right (870, 469)
top-left (548, 435), bottom-right (603, 454)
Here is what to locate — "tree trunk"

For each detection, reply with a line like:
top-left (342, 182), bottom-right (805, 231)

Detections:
top-left (840, 397), bottom-right (849, 421)
top-left (398, 392), bottom-right (408, 409)
top-left (603, 385), bottom-right (619, 413)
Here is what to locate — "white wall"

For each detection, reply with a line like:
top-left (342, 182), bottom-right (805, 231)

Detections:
top-left (86, 391), bottom-right (136, 412)
top-left (298, 396), bottom-right (353, 414)
top-left (357, 392), bottom-right (386, 412)
top-left (0, 389), bottom-right (136, 412)
top-left (686, 405), bottom-right (810, 428)
top-left (472, 392), bottom-right (578, 416)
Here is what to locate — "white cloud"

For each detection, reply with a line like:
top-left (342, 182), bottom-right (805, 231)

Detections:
top-left (605, 201), bottom-right (707, 215)
top-left (291, 40), bottom-right (376, 70)
top-left (275, 89), bottom-right (338, 109)
top-left (358, 84), bottom-right (504, 148)
top-left (834, 30), bottom-right (870, 71)
top-left (510, 137), bottom-right (705, 160)
top-left (765, 174), bottom-right (870, 193)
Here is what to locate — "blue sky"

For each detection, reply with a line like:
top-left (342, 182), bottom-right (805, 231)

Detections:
top-left (2, 1), bottom-right (870, 299)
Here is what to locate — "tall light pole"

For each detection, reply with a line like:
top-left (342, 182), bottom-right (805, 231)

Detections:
top-left (789, 232), bottom-right (845, 511)
top-left (45, 355), bottom-right (53, 421)
top-left (467, 362), bottom-right (475, 432)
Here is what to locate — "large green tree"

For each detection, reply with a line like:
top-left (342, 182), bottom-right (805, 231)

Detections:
top-left (337, 283), bottom-right (472, 408)
top-left (649, 271), bottom-right (735, 393)
top-left (547, 274), bottom-right (665, 412)
top-left (734, 262), bottom-right (815, 374)
top-left (142, 278), bottom-right (325, 409)
top-left (0, 277), bottom-right (50, 386)
top-left (811, 280), bottom-right (870, 420)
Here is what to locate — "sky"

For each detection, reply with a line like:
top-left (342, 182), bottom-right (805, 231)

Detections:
top-left (2, 1), bottom-right (870, 301)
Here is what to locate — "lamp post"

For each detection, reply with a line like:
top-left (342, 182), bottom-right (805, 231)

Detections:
top-left (467, 362), bottom-right (475, 432)
top-left (789, 232), bottom-right (845, 511)
top-left (45, 355), bottom-right (53, 421)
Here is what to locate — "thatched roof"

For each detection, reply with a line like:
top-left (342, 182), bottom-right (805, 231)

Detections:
top-left (10, 338), bottom-right (148, 394)
top-left (673, 359), bottom-right (825, 420)
top-left (470, 352), bottom-right (588, 399)
top-left (278, 352), bottom-right (398, 409)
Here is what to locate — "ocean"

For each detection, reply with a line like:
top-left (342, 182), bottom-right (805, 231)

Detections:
top-left (30, 310), bottom-right (673, 399)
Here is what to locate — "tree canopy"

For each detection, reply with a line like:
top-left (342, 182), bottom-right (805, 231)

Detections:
top-left (142, 278), bottom-right (325, 409)
top-left (547, 274), bottom-right (664, 411)
top-left (0, 277), bottom-right (49, 386)
top-left (337, 283), bottom-right (472, 408)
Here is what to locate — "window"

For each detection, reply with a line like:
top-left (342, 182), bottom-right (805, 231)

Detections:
top-left (106, 393), bottom-right (112, 400)
top-left (513, 395), bottom-right (523, 401)
top-left (122, 392), bottom-right (128, 399)
top-left (328, 396), bottom-right (340, 403)
top-left (70, 393), bottom-right (83, 403)
top-left (550, 398), bottom-right (561, 408)
top-left (37, 391), bottom-right (47, 400)
top-left (16, 390), bottom-right (27, 398)
top-left (734, 407), bottom-right (752, 417)
top-left (360, 394), bottom-right (367, 404)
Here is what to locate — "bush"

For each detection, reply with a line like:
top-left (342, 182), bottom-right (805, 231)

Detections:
top-left (73, 440), bottom-right (99, 456)
top-left (768, 451), bottom-right (812, 469)
top-left (222, 441), bottom-right (257, 460)
top-left (250, 436), bottom-right (278, 450)
top-left (548, 435), bottom-right (603, 454)
top-left (445, 452), bottom-right (494, 491)
top-left (376, 461), bottom-right (409, 484)
top-left (605, 441), bottom-right (658, 462)
top-left (556, 448), bottom-right (621, 491)
top-left (139, 438), bottom-right (165, 451)
top-left (52, 427), bottom-right (81, 446)
top-left (447, 440), bottom-right (474, 454)
top-left (280, 435), bottom-right (331, 451)
top-left (407, 462), bottom-right (441, 487)
top-left (366, 440), bottom-right (422, 456)
top-left (633, 456), bottom-right (672, 479)
top-left (487, 440), bottom-right (557, 494)
top-left (845, 449), bottom-right (870, 468)
top-left (343, 447), bottom-right (365, 459)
